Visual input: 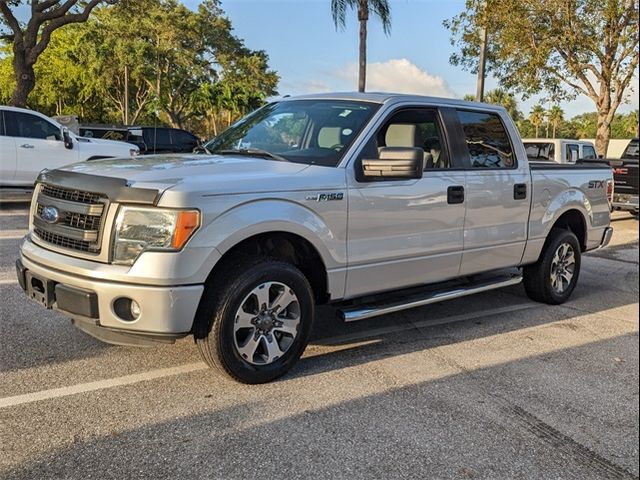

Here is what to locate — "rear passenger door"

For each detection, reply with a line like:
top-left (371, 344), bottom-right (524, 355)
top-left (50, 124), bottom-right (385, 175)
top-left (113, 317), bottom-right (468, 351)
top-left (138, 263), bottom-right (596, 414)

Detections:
top-left (455, 109), bottom-right (531, 275)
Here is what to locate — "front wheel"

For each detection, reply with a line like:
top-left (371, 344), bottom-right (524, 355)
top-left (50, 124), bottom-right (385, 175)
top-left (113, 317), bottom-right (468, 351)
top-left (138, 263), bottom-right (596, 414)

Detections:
top-left (194, 258), bottom-right (314, 384)
top-left (523, 228), bottom-right (582, 305)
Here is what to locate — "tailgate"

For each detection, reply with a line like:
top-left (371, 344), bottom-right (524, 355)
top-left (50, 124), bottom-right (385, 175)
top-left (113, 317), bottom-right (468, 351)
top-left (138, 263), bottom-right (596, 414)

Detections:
top-left (610, 160), bottom-right (639, 195)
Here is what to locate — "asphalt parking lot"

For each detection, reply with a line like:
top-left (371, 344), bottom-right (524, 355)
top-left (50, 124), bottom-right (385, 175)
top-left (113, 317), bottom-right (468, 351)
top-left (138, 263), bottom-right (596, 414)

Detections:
top-left (0, 204), bottom-right (638, 480)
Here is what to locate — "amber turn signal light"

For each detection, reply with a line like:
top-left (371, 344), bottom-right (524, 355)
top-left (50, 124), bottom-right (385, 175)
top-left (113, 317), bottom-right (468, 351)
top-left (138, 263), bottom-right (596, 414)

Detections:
top-left (171, 210), bottom-right (200, 249)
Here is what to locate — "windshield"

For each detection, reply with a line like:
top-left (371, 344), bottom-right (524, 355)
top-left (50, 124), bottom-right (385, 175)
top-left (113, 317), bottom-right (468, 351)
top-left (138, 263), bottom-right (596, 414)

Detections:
top-left (524, 142), bottom-right (555, 161)
top-left (204, 100), bottom-right (380, 167)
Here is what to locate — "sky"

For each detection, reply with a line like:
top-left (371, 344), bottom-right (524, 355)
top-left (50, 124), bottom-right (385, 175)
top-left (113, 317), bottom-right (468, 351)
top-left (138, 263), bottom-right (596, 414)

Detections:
top-left (181, 0), bottom-right (639, 119)
top-left (9, 0), bottom-right (639, 118)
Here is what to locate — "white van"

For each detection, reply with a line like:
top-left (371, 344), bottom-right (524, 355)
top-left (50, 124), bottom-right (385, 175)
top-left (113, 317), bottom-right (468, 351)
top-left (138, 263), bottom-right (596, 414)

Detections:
top-left (522, 138), bottom-right (598, 163)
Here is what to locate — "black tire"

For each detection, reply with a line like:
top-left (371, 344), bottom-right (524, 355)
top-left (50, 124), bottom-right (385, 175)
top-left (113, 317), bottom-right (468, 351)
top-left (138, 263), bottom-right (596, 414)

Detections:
top-left (523, 228), bottom-right (582, 305)
top-left (194, 257), bottom-right (314, 384)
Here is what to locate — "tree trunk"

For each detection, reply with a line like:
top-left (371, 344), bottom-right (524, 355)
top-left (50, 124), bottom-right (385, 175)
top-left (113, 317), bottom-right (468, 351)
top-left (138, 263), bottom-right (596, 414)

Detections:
top-left (357, 2), bottom-right (368, 93)
top-left (10, 49), bottom-right (35, 108)
top-left (595, 112), bottom-right (612, 157)
top-left (535, 125), bottom-right (539, 137)
top-left (552, 123), bottom-right (557, 139)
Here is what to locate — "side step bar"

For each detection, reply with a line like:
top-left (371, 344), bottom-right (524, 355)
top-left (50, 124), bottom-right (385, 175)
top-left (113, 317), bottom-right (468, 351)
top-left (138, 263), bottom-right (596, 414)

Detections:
top-left (337, 273), bottom-right (522, 322)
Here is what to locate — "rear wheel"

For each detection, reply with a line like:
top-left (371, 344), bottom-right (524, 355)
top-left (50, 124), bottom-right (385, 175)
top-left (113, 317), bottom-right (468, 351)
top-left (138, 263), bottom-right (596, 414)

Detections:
top-left (523, 228), bottom-right (581, 305)
top-left (194, 258), bottom-right (314, 384)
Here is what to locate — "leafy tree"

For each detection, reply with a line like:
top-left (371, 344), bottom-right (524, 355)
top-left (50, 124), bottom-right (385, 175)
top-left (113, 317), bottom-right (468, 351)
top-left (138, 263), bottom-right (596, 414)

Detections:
top-left (446, 0), bottom-right (639, 155)
top-left (529, 105), bottom-right (546, 138)
top-left (0, 0), bottom-right (278, 135)
top-left (0, 0), bottom-right (115, 107)
top-left (331, 0), bottom-right (391, 92)
top-left (547, 105), bottom-right (564, 138)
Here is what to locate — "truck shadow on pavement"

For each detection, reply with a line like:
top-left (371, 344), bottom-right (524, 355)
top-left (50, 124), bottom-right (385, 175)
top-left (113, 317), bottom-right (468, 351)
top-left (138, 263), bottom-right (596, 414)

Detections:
top-left (0, 261), bottom-right (637, 373)
top-left (2, 332), bottom-right (638, 480)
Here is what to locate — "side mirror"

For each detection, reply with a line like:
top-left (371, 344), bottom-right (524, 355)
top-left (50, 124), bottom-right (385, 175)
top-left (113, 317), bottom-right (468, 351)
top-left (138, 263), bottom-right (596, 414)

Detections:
top-left (597, 154), bottom-right (604, 159)
top-left (62, 128), bottom-right (73, 150)
top-left (362, 147), bottom-right (423, 179)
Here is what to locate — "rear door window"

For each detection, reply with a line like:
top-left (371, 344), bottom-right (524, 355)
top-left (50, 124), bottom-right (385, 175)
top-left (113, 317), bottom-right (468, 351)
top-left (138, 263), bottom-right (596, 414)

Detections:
top-left (456, 110), bottom-right (515, 168)
top-left (173, 130), bottom-right (198, 150)
top-left (566, 144), bottom-right (579, 162)
top-left (524, 142), bottom-right (555, 161)
top-left (582, 145), bottom-right (597, 159)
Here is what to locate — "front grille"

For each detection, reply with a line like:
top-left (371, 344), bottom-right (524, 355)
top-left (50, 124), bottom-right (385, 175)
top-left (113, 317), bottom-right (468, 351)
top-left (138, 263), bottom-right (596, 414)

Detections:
top-left (36, 204), bottom-right (102, 231)
top-left (33, 183), bottom-right (108, 254)
top-left (41, 184), bottom-right (105, 204)
top-left (34, 228), bottom-right (94, 252)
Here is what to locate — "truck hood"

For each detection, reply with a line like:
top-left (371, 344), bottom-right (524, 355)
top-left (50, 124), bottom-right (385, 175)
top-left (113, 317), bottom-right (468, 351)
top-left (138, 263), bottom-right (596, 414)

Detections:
top-left (75, 136), bottom-right (135, 149)
top-left (58, 154), bottom-right (317, 196)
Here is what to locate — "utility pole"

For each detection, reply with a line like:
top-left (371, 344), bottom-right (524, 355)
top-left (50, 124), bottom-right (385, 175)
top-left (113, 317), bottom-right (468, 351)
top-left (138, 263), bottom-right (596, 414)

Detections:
top-left (124, 65), bottom-right (129, 125)
top-left (475, 1), bottom-right (488, 102)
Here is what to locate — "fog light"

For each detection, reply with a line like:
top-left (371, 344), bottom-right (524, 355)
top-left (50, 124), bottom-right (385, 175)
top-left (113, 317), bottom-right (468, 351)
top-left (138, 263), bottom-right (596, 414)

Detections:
top-left (113, 297), bottom-right (140, 322)
top-left (130, 300), bottom-right (141, 319)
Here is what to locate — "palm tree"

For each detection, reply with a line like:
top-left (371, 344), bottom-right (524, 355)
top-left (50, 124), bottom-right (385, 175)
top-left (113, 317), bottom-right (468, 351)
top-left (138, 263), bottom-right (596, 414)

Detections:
top-left (331, 0), bottom-right (391, 92)
top-left (548, 105), bottom-right (564, 139)
top-left (529, 105), bottom-right (546, 138)
top-left (485, 88), bottom-right (522, 122)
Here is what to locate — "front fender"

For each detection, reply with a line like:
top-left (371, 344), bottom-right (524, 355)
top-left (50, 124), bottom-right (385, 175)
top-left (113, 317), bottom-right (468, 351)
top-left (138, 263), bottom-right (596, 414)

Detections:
top-left (185, 197), bottom-right (347, 294)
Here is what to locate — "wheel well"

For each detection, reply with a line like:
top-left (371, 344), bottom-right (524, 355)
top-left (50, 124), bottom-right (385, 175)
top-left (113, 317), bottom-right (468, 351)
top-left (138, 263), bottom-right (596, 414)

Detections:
top-left (211, 232), bottom-right (329, 304)
top-left (552, 210), bottom-right (587, 251)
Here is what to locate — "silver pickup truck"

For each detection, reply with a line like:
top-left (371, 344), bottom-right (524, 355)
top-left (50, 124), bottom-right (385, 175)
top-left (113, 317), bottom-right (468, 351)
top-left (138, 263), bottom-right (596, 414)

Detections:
top-left (16, 93), bottom-right (614, 383)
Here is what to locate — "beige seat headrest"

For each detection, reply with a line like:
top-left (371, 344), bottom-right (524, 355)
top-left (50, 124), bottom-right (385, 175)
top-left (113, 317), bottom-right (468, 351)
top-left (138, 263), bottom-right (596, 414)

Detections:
top-left (385, 124), bottom-right (420, 148)
top-left (318, 127), bottom-right (341, 148)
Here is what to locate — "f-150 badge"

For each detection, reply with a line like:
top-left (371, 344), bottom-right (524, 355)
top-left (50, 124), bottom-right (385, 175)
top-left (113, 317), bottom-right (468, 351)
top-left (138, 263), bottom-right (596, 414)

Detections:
top-left (306, 193), bottom-right (344, 202)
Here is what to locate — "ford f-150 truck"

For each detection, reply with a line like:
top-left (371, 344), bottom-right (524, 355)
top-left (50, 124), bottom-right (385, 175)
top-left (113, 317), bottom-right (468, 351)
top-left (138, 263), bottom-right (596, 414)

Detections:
top-left (16, 93), bottom-right (614, 383)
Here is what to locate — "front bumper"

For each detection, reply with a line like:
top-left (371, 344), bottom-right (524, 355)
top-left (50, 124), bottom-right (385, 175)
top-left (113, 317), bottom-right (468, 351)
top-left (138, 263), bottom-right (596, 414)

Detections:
top-left (16, 254), bottom-right (204, 345)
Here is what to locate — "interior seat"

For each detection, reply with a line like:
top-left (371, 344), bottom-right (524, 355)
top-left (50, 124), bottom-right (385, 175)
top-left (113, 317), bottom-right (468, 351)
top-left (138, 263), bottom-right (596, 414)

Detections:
top-left (382, 123), bottom-right (429, 168)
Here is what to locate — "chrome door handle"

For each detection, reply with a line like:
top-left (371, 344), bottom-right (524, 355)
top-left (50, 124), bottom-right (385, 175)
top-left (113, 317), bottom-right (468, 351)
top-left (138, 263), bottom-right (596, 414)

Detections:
top-left (19, 144), bottom-right (34, 149)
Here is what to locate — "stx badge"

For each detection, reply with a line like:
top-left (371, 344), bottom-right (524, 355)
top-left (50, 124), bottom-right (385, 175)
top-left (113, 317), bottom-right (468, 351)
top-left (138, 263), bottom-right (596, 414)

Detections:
top-left (588, 180), bottom-right (605, 189)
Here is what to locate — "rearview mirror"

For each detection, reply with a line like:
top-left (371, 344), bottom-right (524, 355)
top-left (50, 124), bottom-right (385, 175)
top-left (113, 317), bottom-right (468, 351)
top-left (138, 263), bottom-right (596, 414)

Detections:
top-left (62, 127), bottom-right (73, 150)
top-left (362, 147), bottom-right (423, 179)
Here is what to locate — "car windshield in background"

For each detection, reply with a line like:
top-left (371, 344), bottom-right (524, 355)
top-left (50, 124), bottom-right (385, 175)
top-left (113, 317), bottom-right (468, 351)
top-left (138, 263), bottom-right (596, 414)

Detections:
top-left (622, 139), bottom-right (639, 159)
top-left (524, 142), bottom-right (555, 161)
top-left (204, 100), bottom-right (380, 167)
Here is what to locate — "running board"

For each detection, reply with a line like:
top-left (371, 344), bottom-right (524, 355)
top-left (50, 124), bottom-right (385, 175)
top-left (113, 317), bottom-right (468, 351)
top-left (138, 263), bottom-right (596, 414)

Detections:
top-left (337, 273), bottom-right (523, 322)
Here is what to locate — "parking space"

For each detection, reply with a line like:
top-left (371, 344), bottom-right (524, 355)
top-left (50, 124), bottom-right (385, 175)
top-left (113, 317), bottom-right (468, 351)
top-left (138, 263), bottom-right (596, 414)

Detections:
top-left (1, 205), bottom-right (638, 479)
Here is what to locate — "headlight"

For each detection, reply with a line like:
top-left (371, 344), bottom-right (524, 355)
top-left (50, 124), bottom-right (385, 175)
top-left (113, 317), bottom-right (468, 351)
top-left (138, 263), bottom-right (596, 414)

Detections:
top-left (112, 206), bottom-right (200, 265)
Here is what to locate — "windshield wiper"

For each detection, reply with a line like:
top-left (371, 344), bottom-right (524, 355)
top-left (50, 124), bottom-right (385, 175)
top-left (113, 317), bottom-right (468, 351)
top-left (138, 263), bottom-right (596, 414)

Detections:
top-left (215, 148), bottom-right (289, 162)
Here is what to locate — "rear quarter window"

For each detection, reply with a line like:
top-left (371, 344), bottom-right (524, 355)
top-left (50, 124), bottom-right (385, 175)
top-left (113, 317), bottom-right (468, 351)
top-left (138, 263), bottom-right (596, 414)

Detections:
top-left (456, 110), bottom-right (515, 168)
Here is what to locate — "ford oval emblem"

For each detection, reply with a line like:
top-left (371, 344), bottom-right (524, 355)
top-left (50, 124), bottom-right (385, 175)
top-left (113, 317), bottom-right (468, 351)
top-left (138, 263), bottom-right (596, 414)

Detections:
top-left (41, 206), bottom-right (60, 224)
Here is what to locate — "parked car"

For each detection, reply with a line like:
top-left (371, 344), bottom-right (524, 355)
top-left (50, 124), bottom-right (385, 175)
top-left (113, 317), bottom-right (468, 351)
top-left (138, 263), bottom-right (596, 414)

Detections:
top-left (522, 138), bottom-right (598, 163)
top-left (80, 124), bottom-right (201, 154)
top-left (584, 138), bottom-right (638, 216)
top-left (16, 93), bottom-right (613, 384)
top-left (0, 106), bottom-right (138, 200)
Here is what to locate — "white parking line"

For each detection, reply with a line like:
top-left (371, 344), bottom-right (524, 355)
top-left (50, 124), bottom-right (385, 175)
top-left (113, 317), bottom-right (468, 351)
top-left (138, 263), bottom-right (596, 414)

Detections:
top-left (0, 279), bottom-right (17, 285)
top-left (0, 229), bottom-right (27, 240)
top-left (0, 363), bottom-right (208, 409)
top-left (0, 302), bottom-right (539, 409)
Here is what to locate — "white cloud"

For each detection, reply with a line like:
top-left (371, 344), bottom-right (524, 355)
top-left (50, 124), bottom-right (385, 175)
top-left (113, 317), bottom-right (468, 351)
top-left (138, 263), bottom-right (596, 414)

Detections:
top-left (336, 59), bottom-right (456, 98)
